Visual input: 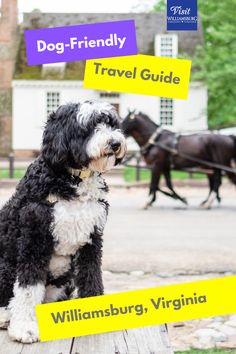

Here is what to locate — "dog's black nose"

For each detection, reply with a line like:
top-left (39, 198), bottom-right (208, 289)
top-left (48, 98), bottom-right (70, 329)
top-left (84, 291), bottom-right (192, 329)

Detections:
top-left (110, 141), bottom-right (121, 152)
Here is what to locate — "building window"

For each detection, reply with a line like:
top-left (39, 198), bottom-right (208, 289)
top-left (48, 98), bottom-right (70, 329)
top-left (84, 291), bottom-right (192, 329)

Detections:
top-left (155, 35), bottom-right (177, 126)
top-left (99, 92), bottom-right (120, 113)
top-left (46, 92), bottom-right (60, 116)
top-left (155, 34), bottom-right (178, 58)
top-left (160, 97), bottom-right (173, 126)
top-left (111, 103), bottom-right (120, 113)
top-left (99, 92), bottom-right (120, 98)
top-left (160, 36), bottom-right (173, 57)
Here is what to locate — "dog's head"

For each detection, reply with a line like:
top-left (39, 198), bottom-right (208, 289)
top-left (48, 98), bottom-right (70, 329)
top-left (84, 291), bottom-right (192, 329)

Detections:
top-left (42, 100), bottom-right (127, 173)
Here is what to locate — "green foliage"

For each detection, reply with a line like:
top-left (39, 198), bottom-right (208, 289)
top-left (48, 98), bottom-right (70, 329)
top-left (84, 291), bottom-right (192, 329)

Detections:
top-left (124, 166), bottom-right (205, 182)
top-left (153, 0), bottom-right (236, 129)
top-left (0, 169), bottom-right (25, 179)
top-left (197, 0), bottom-right (236, 128)
top-left (177, 349), bottom-right (236, 354)
top-left (153, 0), bottom-right (166, 12)
top-left (124, 166), bottom-right (151, 182)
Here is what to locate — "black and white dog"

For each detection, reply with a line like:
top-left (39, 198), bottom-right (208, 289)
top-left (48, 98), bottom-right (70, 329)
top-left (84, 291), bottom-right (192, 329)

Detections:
top-left (0, 100), bottom-right (126, 343)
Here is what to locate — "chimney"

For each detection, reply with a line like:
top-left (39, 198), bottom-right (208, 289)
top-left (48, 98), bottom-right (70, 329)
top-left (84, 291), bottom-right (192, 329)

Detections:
top-left (0, 0), bottom-right (18, 155)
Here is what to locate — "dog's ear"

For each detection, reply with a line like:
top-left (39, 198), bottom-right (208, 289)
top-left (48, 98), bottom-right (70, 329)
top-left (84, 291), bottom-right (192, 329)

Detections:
top-left (42, 103), bottom-right (88, 171)
top-left (42, 106), bottom-right (73, 170)
top-left (42, 119), bottom-right (68, 170)
top-left (51, 131), bottom-right (68, 167)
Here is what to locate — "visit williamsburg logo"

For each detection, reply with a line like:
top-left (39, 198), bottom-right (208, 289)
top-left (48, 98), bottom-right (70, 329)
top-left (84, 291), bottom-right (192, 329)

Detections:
top-left (167, 0), bottom-right (198, 31)
top-left (50, 293), bottom-right (207, 324)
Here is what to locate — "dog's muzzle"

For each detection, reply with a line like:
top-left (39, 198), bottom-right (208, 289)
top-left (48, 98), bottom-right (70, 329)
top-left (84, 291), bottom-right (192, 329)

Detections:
top-left (103, 140), bottom-right (122, 157)
top-left (110, 140), bottom-right (121, 153)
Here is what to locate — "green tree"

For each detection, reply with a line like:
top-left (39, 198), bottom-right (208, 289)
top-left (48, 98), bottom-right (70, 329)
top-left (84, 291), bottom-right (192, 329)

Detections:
top-left (153, 0), bottom-right (236, 129)
top-left (153, 0), bottom-right (166, 12)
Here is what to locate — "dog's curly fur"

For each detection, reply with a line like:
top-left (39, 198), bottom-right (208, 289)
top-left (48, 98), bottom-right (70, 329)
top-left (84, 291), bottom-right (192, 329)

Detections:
top-left (0, 100), bottom-right (126, 343)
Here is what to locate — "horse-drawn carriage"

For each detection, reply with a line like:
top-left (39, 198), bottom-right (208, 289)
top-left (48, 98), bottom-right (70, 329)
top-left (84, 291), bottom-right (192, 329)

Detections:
top-left (122, 111), bottom-right (236, 209)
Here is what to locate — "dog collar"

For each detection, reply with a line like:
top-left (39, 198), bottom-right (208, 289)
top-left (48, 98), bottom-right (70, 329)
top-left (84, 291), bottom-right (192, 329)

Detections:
top-left (47, 168), bottom-right (94, 204)
top-left (68, 167), bottom-right (94, 179)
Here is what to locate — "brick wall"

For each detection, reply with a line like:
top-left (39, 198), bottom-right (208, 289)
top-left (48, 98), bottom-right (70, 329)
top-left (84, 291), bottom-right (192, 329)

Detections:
top-left (0, 0), bottom-right (17, 156)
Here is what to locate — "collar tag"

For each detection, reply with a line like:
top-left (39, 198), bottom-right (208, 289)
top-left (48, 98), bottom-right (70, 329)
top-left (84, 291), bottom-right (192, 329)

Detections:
top-left (79, 169), bottom-right (93, 179)
top-left (47, 194), bottom-right (58, 204)
top-left (69, 167), bottom-right (94, 179)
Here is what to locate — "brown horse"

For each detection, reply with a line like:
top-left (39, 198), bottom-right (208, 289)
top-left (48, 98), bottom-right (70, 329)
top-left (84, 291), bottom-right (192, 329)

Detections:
top-left (122, 111), bottom-right (236, 209)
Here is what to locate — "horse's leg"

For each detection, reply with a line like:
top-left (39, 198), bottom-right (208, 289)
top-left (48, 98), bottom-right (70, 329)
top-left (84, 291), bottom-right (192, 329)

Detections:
top-left (202, 170), bottom-right (221, 209)
top-left (200, 174), bottom-right (214, 206)
top-left (164, 169), bottom-right (188, 205)
top-left (226, 171), bottom-right (236, 186)
top-left (216, 178), bottom-right (221, 204)
top-left (144, 165), bottom-right (161, 209)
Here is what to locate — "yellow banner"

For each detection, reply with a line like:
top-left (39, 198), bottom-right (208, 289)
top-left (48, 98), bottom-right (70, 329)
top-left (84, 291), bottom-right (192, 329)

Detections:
top-left (83, 54), bottom-right (192, 100)
top-left (36, 276), bottom-right (236, 341)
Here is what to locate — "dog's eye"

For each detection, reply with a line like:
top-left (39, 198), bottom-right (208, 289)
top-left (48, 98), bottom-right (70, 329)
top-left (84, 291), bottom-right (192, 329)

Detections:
top-left (105, 117), bottom-right (110, 124)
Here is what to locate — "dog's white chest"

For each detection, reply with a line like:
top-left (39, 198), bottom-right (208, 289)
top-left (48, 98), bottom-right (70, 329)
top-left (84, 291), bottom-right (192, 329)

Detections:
top-left (52, 175), bottom-right (107, 256)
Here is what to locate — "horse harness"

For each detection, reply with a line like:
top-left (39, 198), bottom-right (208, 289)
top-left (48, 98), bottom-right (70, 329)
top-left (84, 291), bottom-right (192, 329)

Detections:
top-left (140, 127), bottom-right (180, 166)
top-left (139, 127), bottom-right (236, 174)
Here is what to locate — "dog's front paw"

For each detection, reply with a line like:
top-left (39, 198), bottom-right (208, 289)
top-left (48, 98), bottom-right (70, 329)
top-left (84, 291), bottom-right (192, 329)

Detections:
top-left (0, 307), bottom-right (10, 329)
top-left (8, 320), bottom-right (39, 343)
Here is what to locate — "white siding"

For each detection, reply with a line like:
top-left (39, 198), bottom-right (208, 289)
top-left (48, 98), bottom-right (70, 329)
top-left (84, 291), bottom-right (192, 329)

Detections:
top-left (12, 81), bottom-right (96, 150)
top-left (173, 82), bottom-right (208, 132)
top-left (119, 93), bottom-right (159, 122)
top-left (12, 80), bottom-right (207, 151)
top-left (13, 83), bottom-right (45, 150)
top-left (116, 83), bottom-right (207, 132)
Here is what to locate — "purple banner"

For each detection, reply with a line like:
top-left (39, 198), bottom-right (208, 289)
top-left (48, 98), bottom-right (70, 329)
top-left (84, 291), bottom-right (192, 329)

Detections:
top-left (24, 20), bottom-right (137, 65)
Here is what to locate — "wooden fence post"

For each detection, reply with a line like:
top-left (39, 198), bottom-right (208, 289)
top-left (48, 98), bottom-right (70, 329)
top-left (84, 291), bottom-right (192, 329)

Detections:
top-left (136, 156), bottom-right (141, 182)
top-left (9, 153), bottom-right (14, 179)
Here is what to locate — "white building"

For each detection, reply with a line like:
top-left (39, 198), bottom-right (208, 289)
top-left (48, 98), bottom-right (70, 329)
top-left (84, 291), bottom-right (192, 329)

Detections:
top-left (12, 12), bottom-right (207, 156)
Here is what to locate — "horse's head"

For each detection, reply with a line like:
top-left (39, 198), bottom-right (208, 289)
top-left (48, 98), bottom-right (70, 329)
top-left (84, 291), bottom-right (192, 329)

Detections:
top-left (122, 110), bottom-right (159, 149)
top-left (122, 109), bottom-right (145, 137)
